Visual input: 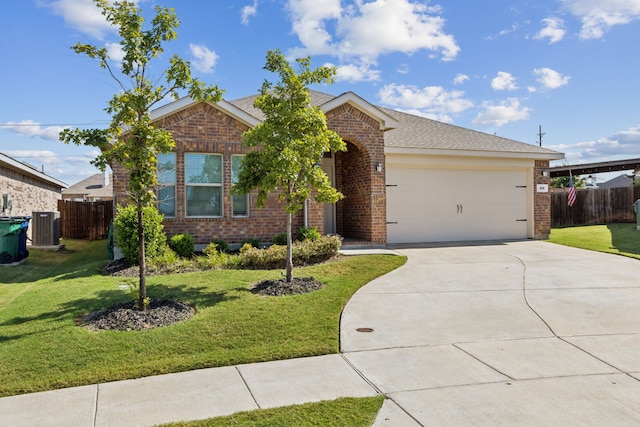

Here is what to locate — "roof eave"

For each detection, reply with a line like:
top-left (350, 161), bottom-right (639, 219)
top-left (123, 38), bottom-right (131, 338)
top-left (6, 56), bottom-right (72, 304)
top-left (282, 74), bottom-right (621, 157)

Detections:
top-left (385, 146), bottom-right (566, 161)
top-left (0, 153), bottom-right (67, 188)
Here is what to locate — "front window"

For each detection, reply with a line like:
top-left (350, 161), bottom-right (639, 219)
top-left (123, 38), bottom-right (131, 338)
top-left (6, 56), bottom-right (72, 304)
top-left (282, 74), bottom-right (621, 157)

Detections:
top-left (185, 153), bottom-right (222, 217)
top-left (157, 153), bottom-right (176, 217)
top-left (231, 155), bottom-right (249, 217)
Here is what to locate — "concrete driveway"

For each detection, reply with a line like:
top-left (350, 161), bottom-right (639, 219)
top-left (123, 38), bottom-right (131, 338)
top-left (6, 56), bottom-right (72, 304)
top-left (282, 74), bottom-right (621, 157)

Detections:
top-left (341, 241), bottom-right (640, 426)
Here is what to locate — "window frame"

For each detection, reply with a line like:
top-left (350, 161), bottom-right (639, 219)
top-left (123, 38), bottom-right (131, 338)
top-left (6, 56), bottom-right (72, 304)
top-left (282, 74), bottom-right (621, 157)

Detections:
top-left (231, 154), bottom-right (250, 217)
top-left (156, 152), bottom-right (176, 218)
top-left (184, 153), bottom-right (223, 218)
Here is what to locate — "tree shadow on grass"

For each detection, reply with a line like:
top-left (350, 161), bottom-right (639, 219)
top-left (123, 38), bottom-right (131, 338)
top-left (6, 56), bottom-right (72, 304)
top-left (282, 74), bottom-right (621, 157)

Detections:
top-left (0, 282), bottom-right (238, 328)
top-left (607, 223), bottom-right (640, 257)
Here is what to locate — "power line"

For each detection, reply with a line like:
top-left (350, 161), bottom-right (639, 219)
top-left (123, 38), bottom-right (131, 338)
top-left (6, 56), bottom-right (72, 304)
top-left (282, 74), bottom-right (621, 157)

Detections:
top-left (0, 121), bottom-right (109, 127)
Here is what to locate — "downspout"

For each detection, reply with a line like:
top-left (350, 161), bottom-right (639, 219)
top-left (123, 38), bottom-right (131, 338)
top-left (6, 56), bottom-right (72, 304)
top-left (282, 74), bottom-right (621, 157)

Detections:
top-left (303, 199), bottom-right (308, 228)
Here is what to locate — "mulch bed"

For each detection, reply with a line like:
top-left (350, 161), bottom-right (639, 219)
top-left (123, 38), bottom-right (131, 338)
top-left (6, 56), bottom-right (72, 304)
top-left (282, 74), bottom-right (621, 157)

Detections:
top-left (87, 261), bottom-right (325, 331)
top-left (250, 277), bottom-right (325, 296)
top-left (81, 299), bottom-right (195, 331)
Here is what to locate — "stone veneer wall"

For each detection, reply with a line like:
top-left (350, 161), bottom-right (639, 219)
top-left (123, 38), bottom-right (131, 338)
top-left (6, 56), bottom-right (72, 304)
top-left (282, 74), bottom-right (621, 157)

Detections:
top-left (0, 165), bottom-right (62, 241)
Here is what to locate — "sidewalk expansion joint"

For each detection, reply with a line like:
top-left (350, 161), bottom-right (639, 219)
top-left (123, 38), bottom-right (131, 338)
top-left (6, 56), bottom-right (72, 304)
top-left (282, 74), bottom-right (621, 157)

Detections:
top-left (235, 366), bottom-right (261, 409)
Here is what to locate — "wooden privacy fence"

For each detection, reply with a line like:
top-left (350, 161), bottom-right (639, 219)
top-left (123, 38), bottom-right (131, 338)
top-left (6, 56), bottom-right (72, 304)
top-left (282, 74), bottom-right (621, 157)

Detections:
top-left (58, 200), bottom-right (113, 240)
top-left (551, 186), bottom-right (640, 227)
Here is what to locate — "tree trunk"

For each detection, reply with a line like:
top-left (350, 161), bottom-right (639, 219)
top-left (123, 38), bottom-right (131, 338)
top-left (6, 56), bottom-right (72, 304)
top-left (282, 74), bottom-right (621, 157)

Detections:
top-left (286, 211), bottom-right (293, 283)
top-left (137, 205), bottom-right (147, 310)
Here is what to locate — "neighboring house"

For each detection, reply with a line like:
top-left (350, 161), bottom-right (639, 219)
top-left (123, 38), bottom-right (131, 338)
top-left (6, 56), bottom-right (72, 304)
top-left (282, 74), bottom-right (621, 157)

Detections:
top-left (598, 174), bottom-right (634, 189)
top-left (111, 90), bottom-right (564, 246)
top-left (62, 172), bottom-right (113, 202)
top-left (0, 152), bottom-right (67, 241)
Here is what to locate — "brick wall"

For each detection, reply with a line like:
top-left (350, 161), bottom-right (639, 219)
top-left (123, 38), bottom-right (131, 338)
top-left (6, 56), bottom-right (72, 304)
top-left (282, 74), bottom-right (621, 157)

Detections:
top-left (112, 103), bottom-right (305, 245)
top-left (0, 165), bottom-right (62, 241)
top-left (533, 160), bottom-right (551, 239)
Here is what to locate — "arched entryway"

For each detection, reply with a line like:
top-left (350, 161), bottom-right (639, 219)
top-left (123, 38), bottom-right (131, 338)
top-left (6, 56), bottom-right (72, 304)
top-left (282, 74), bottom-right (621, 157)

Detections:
top-left (333, 140), bottom-right (382, 242)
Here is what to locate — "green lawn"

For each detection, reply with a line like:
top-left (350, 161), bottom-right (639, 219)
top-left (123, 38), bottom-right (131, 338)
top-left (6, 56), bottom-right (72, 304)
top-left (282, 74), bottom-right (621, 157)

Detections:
top-left (0, 240), bottom-right (406, 398)
top-left (160, 396), bottom-right (385, 427)
top-left (549, 223), bottom-right (640, 259)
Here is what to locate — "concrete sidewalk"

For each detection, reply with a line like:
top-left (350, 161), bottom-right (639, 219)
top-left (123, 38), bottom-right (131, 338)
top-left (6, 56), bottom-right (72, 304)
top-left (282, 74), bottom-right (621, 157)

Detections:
top-left (0, 354), bottom-right (378, 427)
top-left (3, 240), bottom-right (640, 426)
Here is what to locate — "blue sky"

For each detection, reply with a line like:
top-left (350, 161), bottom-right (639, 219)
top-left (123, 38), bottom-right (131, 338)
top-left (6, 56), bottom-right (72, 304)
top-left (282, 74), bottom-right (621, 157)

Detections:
top-left (2, 0), bottom-right (640, 185)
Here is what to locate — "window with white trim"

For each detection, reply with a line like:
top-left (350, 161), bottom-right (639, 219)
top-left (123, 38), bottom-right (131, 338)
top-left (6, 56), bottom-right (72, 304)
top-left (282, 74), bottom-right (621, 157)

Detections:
top-left (157, 153), bottom-right (176, 217)
top-left (185, 153), bottom-right (222, 217)
top-left (231, 155), bottom-right (249, 217)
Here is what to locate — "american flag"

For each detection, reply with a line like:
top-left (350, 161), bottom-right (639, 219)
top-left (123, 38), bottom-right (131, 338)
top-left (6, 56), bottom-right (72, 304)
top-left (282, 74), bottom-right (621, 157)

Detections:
top-left (567, 172), bottom-right (577, 207)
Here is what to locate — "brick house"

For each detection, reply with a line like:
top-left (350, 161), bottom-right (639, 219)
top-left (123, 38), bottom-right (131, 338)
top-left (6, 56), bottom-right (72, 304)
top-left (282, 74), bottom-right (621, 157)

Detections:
top-left (111, 91), bottom-right (564, 247)
top-left (0, 152), bottom-right (67, 241)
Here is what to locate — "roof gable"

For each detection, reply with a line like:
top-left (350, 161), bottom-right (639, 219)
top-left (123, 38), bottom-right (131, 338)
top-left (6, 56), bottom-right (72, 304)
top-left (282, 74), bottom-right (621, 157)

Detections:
top-left (317, 91), bottom-right (399, 131)
top-left (151, 97), bottom-right (260, 128)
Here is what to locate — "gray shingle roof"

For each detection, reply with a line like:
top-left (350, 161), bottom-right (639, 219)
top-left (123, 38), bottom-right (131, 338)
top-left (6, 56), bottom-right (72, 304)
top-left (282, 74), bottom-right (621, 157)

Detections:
top-left (229, 90), bottom-right (563, 158)
top-left (380, 107), bottom-right (561, 156)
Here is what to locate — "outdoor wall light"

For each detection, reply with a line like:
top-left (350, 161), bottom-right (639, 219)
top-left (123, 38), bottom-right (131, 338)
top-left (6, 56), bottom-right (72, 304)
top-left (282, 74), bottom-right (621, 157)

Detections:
top-left (542, 169), bottom-right (548, 177)
top-left (376, 162), bottom-right (383, 173)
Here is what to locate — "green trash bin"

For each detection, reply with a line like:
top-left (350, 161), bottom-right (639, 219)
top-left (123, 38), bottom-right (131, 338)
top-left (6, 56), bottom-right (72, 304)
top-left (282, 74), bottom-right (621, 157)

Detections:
top-left (0, 217), bottom-right (24, 264)
top-left (633, 199), bottom-right (640, 231)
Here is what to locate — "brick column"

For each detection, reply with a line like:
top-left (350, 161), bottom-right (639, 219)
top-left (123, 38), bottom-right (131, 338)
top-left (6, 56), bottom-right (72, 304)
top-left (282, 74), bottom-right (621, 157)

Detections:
top-left (533, 160), bottom-right (551, 239)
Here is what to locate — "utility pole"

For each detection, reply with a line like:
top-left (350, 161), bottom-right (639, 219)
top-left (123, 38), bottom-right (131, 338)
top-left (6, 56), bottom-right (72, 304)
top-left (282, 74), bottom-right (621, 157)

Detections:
top-left (537, 125), bottom-right (545, 147)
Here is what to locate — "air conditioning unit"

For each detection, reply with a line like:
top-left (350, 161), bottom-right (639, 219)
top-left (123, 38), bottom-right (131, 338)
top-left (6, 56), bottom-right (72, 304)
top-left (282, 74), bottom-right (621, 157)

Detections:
top-left (32, 211), bottom-right (60, 246)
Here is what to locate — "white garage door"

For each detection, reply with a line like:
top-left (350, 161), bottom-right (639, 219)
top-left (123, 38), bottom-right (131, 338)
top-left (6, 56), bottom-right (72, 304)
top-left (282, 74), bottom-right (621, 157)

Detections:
top-left (386, 167), bottom-right (529, 243)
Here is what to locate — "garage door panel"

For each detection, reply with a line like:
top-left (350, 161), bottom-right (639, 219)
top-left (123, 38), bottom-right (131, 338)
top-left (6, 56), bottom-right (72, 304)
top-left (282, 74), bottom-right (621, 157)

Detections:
top-left (387, 167), bottom-right (528, 243)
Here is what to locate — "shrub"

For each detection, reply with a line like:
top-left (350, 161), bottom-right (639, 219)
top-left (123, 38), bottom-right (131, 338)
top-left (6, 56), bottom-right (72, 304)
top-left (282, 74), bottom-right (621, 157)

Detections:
top-left (196, 244), bottom-right (230, 269)
top-left (238, 235), bottom-right (342, 269)
top-left (238, 244), bottom-right (287, 269)
top-left (240, 242), bottom-right (254, 253)
top-left (168, 232), bottom-right (195, 258)
top-left (293, 234), bottom-right (342, 265)
top-left (113, 204), bottom-right (166, 264)
top-left (272, 233), bottom-right (287, 246)
top-left (209, 238), bottom-right (230, 253)
top-left (241, 237), bottom-right (261, 248)
top-left (297, 226), bottom-right (321, 242)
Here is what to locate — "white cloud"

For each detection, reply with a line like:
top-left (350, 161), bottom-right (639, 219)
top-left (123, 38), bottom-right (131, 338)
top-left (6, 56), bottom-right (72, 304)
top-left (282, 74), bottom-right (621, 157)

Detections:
top-left (551, 126), bottom-right (640, 160)
top-left (45, 0), bottom-right (113, 39)
top-left (286, 0), bottom-right (459, 82)
top-left (2, 120), bottom-right (67, 141)
top-left (287, 0), bottom-right (342, 55)
top-left (532, 67), bottom-right (570, 90)
top-left (241, 0), bottom-right (258, 25)
top-left (491, 71), bottom-right (518, 91)
top-left (105, 41), bottom-right (125, 67)
top-left (535, 17), bottom-right (566, 43)
top-left (334, 61), bottom-right (381, 82)
top-left (378, 83), bottom-right (473, 122)
top-left (560, 0), bottom-right (640, 39)
top-left (189, 44), bottom-right (219, 74)
top-left (472, 98), bottom-right (531, 127)
top-left (453, 73), bottom-right (469, 85)
top-left (396, 63), bottom-right (410, 75)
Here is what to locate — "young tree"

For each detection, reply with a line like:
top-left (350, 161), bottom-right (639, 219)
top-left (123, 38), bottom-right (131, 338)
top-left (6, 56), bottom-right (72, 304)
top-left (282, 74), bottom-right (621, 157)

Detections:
top-left (551, 174), bottom-right (587, 188)
top-left (232, 50), bottom-right (346, 283)
top-left (60, 0), bottom-right (222, 309)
